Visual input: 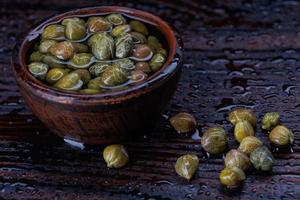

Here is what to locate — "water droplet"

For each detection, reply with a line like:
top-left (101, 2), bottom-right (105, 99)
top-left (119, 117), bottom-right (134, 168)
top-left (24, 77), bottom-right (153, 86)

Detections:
top-left (191, 129), bottom-right (201, 141)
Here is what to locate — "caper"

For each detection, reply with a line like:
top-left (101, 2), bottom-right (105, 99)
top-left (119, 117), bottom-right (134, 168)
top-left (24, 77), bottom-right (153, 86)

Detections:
top-left (72, 69), bottom-right (91, 85)
top-left (42, 24), bottom-right (65, 40)
top-left (42, 54), bottom-right (65, 68)
top-left (238, 136), bottom-right (263, 155)
top-left (132, 44), bottom-right (152, 60)
top-left (29, 51), bottom-right (45, 62)
top-left (262, 112), bottom-right (280, 130)
top-left (105, 14), bottom-right (127, 25)
top-left (87, 17), bottom-right (112, 33)
top-left (73, 43), bottom-right (89, 53)
top-left (149, 53), bottom-right (166, 72)
top-left (70, 53), bottom-right (93, 68)
top-left (65, 21), bottom-right (86, 40)
top-left (129, 20), bottom-right (149, 35)
top-left (157, 48), bottom-right (168, 57)
top-left (28, 62), bottom-right (49, 80)
top-left (228, 108), bottom-right (257, 127)
top-left (169, 112), bottom-right (197, 133)
top-left (115, 58), bottom-right (135, 70)
top-left (111, 24), bottom-right (131, 38)
top-left (201, 127), bottom-right (228, 154)
top-left (39, 40), bottom-right (57, 53)
top-left (175, 154), bottom-right (199, 180)
top-left (147, 35), bottom-right (162, 53)
top-left (250, 146), bottom-right (274, 171)
top-left (62, 17), bottom-right (85, 26)
top-left (131, 70), bottom-right (148, 82)
top-left (79, 88), bottom-right (102, 94)
top-left (131, 32), bottom-right (147, 44)
top-left (135, 62), bottom-right (151, 73)
top-left (46, 68), bottom-right (68, 84)
top-left (103, 144), bottom-right (129, 168)
top-left (234, 120), bottom-right (255, 143)
top-left (49, 41), bottom-right (75, 60)
top-left (100, 64), bottom-right (128, 86)
top-left (54, 72), bottom-right (83, 91)
top-left (219, 167), bottom-right (245, 188)
top-left (89, 63), bottom-right (110, 76)
top-left (115, 33), bottom-right (133, 59)
top-left (87, 77), bottom-right (102, 90)
top-left (90, 32), bottom-right (114, 60)
top-left (269, 125), bottom-right (294, 147)
top-left (224, 149), bottom-right (251, 171)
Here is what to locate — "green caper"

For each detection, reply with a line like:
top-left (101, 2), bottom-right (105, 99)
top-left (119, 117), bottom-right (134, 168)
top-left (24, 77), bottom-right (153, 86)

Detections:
top-left (115, 58), bottom-right (135, 70)
top-left (89, 63), bottom-right (110, 76)
top-left (131, 32), bottom-right (147, 44)
top-left (262, 112), bottom-right (280, 130)
top-left (149, 53), bottom-right (166, 72)
top-left (73, 43), bottom-right (89, 53)
top-left (175, 154), bottom-right (199, 180)
top-left (72, 69), bottom-right (91, 85)
top-left (250, 146), bottom-right (274, 171)
top-left (54, 72), bottom-right (83, 91)
top-left (234, 120), bottom-right (255, 143)
top-left (100, 64), bottom-right (128, 86)
top-left (42, 54), bottom-right (65, 68)
top-left (70, 53), bottom-right (93, 68)
top-left (86, 17), bottom-right (112, 33)
top-left (201, 127), bottom-right (228, 154)
top-left (49, 41), bottom-right (75, 60)
top-left (115, 33), bottom-right (133, 58)
top-left (238, 136), bottom-right (263, 155)
top-left (135, 62), bottom-right (151, 73)
top-left (169, 112), bottom-right (197, 133)
top-left (219, 167), bottom-right (245, 188)
top-left (28, 62), bottom-right (49, 80)
top-left (65, 21), bottom-right (86, 40)
top-left (132, 44), bottom-right (152, 60)
top-left (29, 51), bottom-right (45, 62)
top-left (87, 77), bottom-right (102, 90)
top-left (129, 20), bottom-right (149, 35)
top-left (147, 35), bottom-right (162, 53)
top-left (224, 149), bottom-right (251, 171)
top-left (105, 14), bottom-right (127, 25)
top-left (111, 24), bottom-right (131, 38)
top-left (90, 32), bottom-right (114, 60)
top-left (46, 68), bottom-right (68, 84)
top-left (269, 125), bottom-right (294, 147)
top-left (79, 88), bottom-right (102, 94)
top-left (103, 144), bottom-right (129, 168)
top-left (228, 108), bottom-right (257, 127)
top-left (39, 40), bottom-right (57, 53)
top-left (62, 17), bottom-right (85, 26)
top-left (42, 24), bottom-right (65, 40)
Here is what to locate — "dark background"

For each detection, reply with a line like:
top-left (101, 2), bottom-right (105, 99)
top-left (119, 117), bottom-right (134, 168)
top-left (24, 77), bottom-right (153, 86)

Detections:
top-left (0, 0), bottom-right (299, 199)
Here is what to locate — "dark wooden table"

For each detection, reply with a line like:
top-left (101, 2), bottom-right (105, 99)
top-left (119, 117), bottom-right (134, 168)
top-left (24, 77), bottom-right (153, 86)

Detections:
top-left (0, 0), bottom-right (299, 199)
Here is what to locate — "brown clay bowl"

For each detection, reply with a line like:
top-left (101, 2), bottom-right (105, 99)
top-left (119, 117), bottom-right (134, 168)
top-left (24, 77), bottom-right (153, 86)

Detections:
top-left (11, 6), bottom-right (183, 144)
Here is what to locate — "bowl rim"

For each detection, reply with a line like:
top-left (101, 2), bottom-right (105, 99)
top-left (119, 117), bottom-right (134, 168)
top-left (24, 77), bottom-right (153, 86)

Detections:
top-left (11, 6), bottom-right (183, 105)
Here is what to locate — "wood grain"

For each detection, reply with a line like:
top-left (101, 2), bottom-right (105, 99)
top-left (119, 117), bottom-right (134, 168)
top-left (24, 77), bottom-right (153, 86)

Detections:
top-left (0, 0), bottom-right (299, 199)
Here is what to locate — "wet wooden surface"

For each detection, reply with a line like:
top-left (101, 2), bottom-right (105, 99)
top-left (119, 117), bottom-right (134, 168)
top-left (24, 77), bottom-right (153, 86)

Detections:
top-left (0, 0), bottom-right (300, 199)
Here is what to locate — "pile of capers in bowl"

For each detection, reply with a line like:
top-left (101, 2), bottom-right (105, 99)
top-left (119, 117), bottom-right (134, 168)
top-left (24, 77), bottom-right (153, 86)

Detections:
top-left (168, 108), bottom-right (294, 188)
top-left (28, 13), bottom-right (168, 94)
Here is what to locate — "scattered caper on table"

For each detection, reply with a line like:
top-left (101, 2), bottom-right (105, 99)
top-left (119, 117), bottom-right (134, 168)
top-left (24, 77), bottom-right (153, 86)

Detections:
top-left (224, 149), bottom-right (251, 171)
top-left (201, 126), bottom-right (228, 154)
top-left (169, 112), bottom-right (197, 133)
top-left (103, 144), bottom-right (129, 168)
top-left (269, 125), bottom-right (294, 147)
top-left (219, 166), bottom-right (245, 188)
top-left (27, 14), bottom-right (168, 94)
top-left (250, 146), bottom-right (274, 171)
top-left (238, 136), bottom-right (263, 155)
top-left (228, 108), bottom-right (257, 127)
top-left (234, 120), bottom-right (255, 143)
top-left (175, 154), bottom-right (199, 180)
top-left (261, 112), bottom-right (280, 130)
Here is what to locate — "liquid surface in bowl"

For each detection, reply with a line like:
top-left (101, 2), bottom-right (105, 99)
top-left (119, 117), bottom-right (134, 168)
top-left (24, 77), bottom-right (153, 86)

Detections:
top-left (27, 13), bottom-right (168, 94)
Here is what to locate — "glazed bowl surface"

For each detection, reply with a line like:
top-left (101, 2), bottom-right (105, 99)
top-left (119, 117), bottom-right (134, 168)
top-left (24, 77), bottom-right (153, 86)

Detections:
top-left (11, 6), bottom-right (183, 144)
